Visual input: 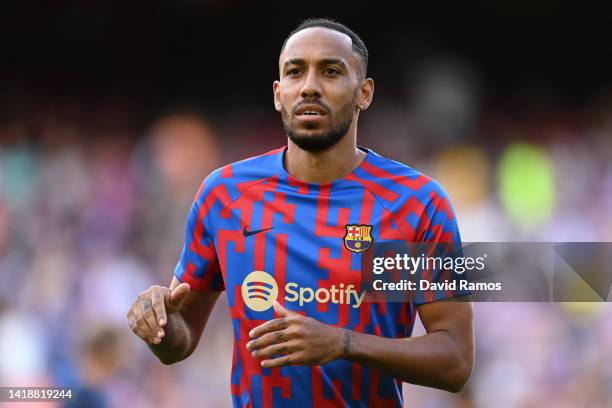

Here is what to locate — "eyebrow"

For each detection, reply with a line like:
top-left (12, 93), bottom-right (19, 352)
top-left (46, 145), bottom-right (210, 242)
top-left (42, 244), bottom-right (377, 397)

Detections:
top-left (283, 58), bottom-right (349, 70)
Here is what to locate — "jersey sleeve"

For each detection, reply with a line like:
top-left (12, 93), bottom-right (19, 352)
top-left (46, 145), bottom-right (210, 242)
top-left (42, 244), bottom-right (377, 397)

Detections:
top-left (412, 181), bottom-right (469, 305)
top-left (174, 174), bottom-right (225, 292)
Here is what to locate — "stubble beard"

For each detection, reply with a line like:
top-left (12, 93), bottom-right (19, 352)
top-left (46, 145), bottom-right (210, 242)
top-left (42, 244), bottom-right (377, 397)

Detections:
top-left (281, 94), bottom-right (358, 153)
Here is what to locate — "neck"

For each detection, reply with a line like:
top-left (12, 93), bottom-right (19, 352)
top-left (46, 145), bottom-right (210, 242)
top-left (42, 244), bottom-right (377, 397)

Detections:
top-left (284, 120), bottom-right (366, 184)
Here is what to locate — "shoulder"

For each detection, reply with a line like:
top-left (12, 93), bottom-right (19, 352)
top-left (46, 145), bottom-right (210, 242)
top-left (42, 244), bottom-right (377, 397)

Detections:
top-left (193, 147), bottom-right (284, 207)
top-left (354, 148), bottom-right (450, 209)
top-left (358, 149), bottom-right (459, 241)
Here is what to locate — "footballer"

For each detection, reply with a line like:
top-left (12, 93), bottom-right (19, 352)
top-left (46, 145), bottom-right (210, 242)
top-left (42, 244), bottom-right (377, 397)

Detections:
top-left (128, 18), bottom-right (474, 407)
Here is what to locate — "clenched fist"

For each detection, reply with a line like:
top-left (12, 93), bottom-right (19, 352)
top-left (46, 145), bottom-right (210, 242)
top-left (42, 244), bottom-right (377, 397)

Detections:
top-left (127, 283), bottom-right (190, 345)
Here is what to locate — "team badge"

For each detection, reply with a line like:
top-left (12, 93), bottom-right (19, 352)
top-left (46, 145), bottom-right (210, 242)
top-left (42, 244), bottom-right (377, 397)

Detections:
top-left (344, 224), bottom-right (373, 253)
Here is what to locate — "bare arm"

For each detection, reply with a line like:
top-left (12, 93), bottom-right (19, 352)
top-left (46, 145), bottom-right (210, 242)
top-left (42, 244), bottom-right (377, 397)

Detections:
top-left (343, 299), bottom-right (474, 392)
top-left (247, 299), bottom-right (474, 393)
top-left (128, 277), bottom-right (221, 365)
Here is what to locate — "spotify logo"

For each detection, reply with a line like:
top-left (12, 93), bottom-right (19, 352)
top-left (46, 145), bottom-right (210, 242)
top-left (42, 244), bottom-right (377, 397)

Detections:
top-left (241, 271), bottom-right (279, 312)
top-left (242, 271), bottom-right (366, 312)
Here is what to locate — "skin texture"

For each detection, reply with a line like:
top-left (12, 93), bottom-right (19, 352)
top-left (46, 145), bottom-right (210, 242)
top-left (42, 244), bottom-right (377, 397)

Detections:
top-left (128, 26), bottom-right (474, 392)
top-left (127, 278), bottom-right (219, 364)
top-left (273, 27), bottom-right (374, 184)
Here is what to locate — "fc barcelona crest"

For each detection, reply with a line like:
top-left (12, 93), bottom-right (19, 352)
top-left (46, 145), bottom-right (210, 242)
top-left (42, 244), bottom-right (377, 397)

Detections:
top-left (344, 224), bottom-right (373, 253)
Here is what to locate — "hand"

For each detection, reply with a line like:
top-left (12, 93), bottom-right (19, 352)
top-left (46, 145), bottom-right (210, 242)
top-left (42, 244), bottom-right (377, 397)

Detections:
top-left (246, 302), bottom-right (346, 368)
top-left (127, 283), bottom-right (190, 345)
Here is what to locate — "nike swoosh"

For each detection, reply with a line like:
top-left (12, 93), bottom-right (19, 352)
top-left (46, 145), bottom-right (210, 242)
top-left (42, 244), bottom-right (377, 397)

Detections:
top-left (243, 226), bottom-right (273, 237)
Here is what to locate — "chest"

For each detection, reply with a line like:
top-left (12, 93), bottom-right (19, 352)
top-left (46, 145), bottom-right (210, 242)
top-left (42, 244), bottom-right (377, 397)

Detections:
top-left (213, 186), bottom-right (414, 317)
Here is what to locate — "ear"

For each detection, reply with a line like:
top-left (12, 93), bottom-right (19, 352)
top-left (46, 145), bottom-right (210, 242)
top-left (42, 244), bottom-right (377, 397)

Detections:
top-left (357, 78), bottom-right (374, 111)
top-left (273, 80), bottom-right (282, 112)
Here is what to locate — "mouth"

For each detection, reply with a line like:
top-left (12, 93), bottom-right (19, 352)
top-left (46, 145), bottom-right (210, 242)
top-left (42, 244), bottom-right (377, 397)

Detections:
top-left (300, 111), bottom-right (322, 116)
top-left (294, 103), bottom-right (328, 118)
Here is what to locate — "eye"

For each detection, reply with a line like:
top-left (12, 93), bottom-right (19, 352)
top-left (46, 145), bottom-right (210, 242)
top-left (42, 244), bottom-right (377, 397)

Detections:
top-left (286, 68), bottom-right (301, 76)
top-left (323, 68), bottom-right (340, 76)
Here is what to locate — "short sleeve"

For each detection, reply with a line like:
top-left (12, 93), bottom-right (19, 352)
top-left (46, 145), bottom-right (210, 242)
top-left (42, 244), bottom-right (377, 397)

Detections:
top-left (412, 182), bottom-right (469, 305)
top-left (174, 180), bottom-right (224, 292)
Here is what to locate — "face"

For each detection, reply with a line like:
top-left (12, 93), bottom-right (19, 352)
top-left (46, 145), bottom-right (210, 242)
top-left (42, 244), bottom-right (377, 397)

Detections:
top-left (274, 27), bottom-right (373, 152)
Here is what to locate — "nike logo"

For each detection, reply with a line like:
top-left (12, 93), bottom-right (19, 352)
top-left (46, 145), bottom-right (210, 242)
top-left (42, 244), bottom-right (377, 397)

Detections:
top-left (243, 226), bottom-right (273, 237)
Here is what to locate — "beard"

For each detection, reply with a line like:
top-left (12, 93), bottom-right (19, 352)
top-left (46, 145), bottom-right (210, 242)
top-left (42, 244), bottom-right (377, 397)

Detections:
top-left (281, 93), bottom-right (357, 153)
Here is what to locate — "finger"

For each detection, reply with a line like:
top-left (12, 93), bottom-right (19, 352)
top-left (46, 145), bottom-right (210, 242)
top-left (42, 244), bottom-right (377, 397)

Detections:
top-left (247, 329), bottom-right (287, 351)
top-left (272, 301), bottom-right (293, 317)
top-left (134, 323), bottom-right (158, 344)
top-left (249, 317), bottom-right (289, 339)
top-left (133, 303), bottom-right (158, 344)
top-left (152, 289), bottom-right (168, 329)
top-left (261, 354), bottom-right (293, 369)
top-left (127, 310), bottom-right (138, 332)
top-left (167, 283), bottom-right (190, 310)
top-left (141, 298), bottom-right (163, 340)
top-left (252, 341), bottom-right (293, 359)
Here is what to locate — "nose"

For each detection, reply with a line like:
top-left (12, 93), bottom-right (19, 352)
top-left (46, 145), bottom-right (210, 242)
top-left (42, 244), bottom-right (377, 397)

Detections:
top-left (300, 69), bottom-right (322, 99)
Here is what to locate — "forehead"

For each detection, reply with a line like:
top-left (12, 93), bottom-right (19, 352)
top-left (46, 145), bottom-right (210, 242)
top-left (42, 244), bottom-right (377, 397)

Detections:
top-left (280, 27), bottom-right (358, 67)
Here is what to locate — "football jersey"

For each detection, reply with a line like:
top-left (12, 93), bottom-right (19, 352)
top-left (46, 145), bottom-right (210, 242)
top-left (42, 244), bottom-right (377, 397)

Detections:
top-left (174, 146), bottom-right (462, 407)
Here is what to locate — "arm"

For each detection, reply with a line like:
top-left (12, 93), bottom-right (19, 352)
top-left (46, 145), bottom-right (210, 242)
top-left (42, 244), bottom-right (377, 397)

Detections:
top-left (128, 277), bottom-right (220, 365)
top-left (247, 299), bottom-right (474, 393)
top-left (131, 173), bottom-right (224, 364)
top-left (343, 299), bottom-right (474, 392)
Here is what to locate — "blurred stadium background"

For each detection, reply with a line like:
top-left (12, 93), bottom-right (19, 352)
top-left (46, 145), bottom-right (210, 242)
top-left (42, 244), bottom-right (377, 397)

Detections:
top-left (1, 2), bottom-right (611, 407)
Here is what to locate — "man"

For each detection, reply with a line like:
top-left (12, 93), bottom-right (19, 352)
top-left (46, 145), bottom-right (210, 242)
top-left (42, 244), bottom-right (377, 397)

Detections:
top-left (128, 18), bottom-right (474, 407)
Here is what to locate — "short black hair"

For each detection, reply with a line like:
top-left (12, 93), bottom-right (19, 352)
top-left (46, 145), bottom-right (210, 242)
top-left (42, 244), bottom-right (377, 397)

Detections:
top-left (281, 18), bottom-right (369, 78)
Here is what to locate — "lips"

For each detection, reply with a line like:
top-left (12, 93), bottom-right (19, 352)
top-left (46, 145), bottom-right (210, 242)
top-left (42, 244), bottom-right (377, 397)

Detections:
top-left (294, 103), bottom-right (328, 117)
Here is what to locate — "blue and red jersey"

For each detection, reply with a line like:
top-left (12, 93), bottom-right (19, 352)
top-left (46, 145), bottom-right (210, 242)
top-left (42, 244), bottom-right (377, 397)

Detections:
top-left (175, 146), bottom-right (462, 407)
